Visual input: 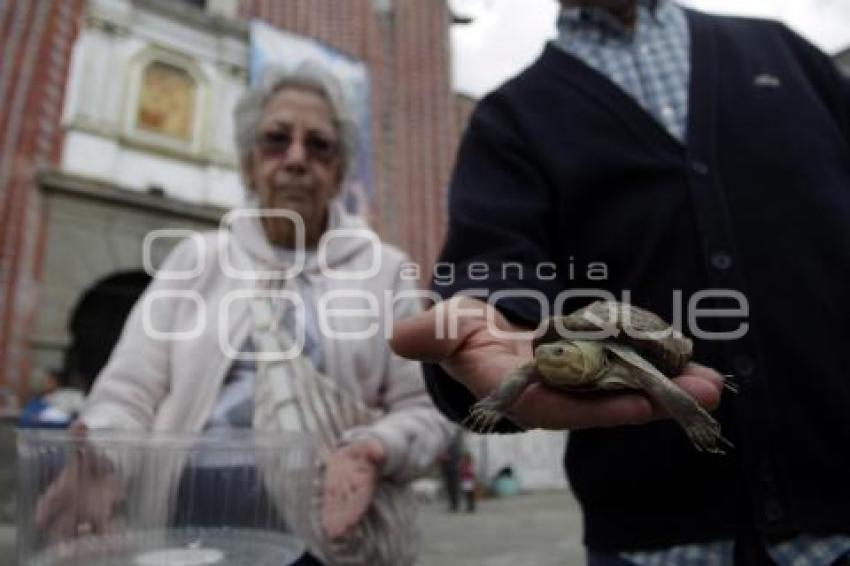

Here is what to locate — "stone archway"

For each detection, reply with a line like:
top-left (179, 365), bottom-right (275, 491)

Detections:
top-left (28, 169), bottom-right (224, 400)
top-left (64, 270), bottom-right (152, 392)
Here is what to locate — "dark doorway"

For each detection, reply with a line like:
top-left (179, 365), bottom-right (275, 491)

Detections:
top-left (65, 271), bottom-right (152, 392)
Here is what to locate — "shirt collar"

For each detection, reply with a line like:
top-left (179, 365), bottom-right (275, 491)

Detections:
top-left (558, 0), bottom-right (671, 40)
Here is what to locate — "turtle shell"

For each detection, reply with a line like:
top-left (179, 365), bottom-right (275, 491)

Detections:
top-left (533, 300), bottom-right (692, 376)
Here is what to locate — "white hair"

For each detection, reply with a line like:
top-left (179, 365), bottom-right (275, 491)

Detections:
top-left (233, 61), bottom-right (358, 183)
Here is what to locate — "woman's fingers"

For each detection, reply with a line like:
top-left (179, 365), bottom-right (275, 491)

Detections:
top-left (35, 461), bottom-right (77, 532)
top-left (321, 451), bottom-right (378, 540)
top-left (35, 441), bottom-right (123, 543)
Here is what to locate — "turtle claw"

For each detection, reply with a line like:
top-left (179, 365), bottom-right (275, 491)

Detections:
top-left (683, 415), bottom-right (731, 455)
top-left (721, 377), bottom-right (740, 394)
top-left (462, 367), bottom-right (537, 434)
top-left (463, 397), bottom-right (506, 433)
top-left (463, 409), bottom-right (501, 434)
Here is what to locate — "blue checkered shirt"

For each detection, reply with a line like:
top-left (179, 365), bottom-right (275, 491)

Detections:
top-left (554, 0), bottom-right (689, 141)
top-left (553, 2), bottom-right (850, 564)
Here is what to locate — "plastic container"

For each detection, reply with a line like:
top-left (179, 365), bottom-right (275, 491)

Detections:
top-left (17, 429), bottom-right (316, 566)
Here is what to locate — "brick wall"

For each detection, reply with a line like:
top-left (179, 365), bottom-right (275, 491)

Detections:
top-left (0, 0), bottom-right (86, 401)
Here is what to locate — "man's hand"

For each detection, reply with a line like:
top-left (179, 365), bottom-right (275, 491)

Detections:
top-left (390, 297), bottom-right (724, 430)
top-left (321, 437), bottom-right (386, 540)
top-left (34, 421), bottom-right (124, 542)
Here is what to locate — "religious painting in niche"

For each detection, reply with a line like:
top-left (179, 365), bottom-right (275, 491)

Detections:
top-left (136, 61), bottom-right (196, 141)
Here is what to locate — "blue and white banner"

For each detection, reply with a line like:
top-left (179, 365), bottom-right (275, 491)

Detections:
top-left (250, 21), bottom-right (374, 214)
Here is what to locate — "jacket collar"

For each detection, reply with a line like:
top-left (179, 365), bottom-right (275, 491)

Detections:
top-left (558, 0), bottom-right (672, 40)
top-left (225, 198), bottom-right (376, 276)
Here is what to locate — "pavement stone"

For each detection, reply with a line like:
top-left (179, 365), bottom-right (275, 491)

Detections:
top-left (418, 489), bottom-right (585, 566)
top-left (0, 524), bottom-right (14, 566)
top-left (4, 491), bottom-right (585, 565)
top-left (0, 420), bottom-right (16, 566)
top-left (0, 423), bottom-right (16, 525)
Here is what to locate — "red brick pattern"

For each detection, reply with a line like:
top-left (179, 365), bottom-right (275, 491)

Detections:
top-left (0, 0), bottom-right (85, 399)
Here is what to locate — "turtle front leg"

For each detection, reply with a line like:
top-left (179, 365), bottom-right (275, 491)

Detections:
top-left (604, 343), bottom-right (732, 454)
top-left (463, 363), bottom-right (537, 434)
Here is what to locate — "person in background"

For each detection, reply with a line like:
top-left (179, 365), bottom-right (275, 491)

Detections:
top-left (18, 368), bottom-right (85, 429)
top-left (491, 466), bottom-right (520, 499)
top-left (391, 0), bottom-right (850, 564)
top-left (459, 451), bottom-right (477, 513)
top-left (439, 429), bottom-right (463, 512)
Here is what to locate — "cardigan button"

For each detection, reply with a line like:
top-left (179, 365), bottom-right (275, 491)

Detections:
top-left (691, 160), bottom-right (710, 175)
top-left (710, 252), bottom-right (732, 271)
top-left (763, 499), bottom-right (785, 522)
top-left (758, 464), bottom-right (775, 484)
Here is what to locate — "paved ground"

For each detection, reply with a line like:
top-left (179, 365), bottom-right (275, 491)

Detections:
top-left (0, 421), bottom-right (14, 566)
top-left (2, 490), bottom-right (584, 565)
top-left (419, 490), bottom-right (585, 566)
top-left (0, 525), bottom-right (13, 566)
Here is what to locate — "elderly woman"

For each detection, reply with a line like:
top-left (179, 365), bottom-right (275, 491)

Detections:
top-left (37, 63), bottom-right (452, 565)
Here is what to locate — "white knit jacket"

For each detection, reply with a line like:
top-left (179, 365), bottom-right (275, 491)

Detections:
top-left (82, 199), bottom-right (453, 483)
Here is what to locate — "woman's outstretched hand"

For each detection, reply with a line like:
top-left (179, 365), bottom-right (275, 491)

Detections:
top-left (34, 421), bottom-right (124, 542)
top-left (321, 437), bottom-right (386, 540)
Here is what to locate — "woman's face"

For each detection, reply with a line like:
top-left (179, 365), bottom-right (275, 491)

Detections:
top-left (245, 87), bottom-right (343, 248)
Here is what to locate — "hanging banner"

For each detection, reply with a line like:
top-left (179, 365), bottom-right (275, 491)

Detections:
top-left (249, 21), bottom-right (373, 214)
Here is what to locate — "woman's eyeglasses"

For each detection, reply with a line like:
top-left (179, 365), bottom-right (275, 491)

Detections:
top-left (255, 129), bottom-right (340, 164)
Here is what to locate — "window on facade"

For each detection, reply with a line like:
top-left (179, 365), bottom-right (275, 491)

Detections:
top-left (136, 61), bottom-right (197, 141)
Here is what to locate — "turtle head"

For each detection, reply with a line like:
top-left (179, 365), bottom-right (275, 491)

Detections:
top-left (534, 341), bottom-right (607, 387)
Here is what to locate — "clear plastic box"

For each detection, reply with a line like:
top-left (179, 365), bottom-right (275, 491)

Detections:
top-left (17, 429), bottom-right (316, 565)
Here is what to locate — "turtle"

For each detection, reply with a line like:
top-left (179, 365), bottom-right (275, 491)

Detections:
top-left (464, 300), bottom-right (734, 454)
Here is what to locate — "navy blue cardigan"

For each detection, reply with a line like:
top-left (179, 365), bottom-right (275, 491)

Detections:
top-left (426, 10), bottom-right (850, 549)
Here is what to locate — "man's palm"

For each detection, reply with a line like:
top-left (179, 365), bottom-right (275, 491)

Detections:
top-left (390, 297), bottom-right (724, 430)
